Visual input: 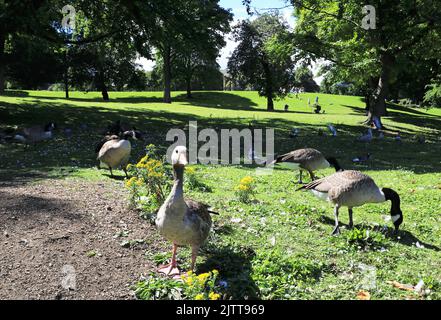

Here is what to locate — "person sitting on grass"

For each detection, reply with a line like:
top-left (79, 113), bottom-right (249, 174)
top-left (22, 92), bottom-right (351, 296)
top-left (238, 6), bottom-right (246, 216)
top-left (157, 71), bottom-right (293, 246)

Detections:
top-left (313, 103), bottom-right (322, 114)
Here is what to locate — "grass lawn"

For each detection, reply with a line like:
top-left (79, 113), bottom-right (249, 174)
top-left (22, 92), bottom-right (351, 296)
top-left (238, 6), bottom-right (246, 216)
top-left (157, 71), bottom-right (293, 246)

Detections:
top-left (1, 90), bottom-right (440, 299)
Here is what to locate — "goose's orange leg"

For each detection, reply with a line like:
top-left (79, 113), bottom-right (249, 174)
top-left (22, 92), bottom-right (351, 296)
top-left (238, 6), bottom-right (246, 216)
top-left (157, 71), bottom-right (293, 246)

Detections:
top-left (158, 243), bottom-right (180, 276)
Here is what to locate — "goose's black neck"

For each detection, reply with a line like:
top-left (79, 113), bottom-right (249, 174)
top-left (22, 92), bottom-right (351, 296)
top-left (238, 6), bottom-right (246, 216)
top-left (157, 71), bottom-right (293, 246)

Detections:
top-left (382, 187), bottom-right (403, 230)
top-left (326, 157), bottom-right (343, 172)
top-left (382, 188), bottom-right (400, 209)
top-left (121, 131), bottom-right (133, 140)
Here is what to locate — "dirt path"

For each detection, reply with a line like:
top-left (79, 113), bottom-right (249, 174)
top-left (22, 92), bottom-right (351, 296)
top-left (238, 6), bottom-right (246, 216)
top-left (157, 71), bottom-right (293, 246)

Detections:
top-left (0, 178), bottom-right (167, 300)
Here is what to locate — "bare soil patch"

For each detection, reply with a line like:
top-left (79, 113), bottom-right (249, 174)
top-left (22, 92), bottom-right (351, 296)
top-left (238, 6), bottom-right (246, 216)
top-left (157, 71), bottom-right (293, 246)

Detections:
top-left (0, 178), bottom-right (166, 300)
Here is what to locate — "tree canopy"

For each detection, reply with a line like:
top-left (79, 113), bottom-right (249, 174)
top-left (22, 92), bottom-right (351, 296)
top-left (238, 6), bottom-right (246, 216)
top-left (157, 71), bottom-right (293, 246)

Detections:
top-left (289, 0), bottom-right (441, 122)
top-left (228, 13), bottom-right (296, 110)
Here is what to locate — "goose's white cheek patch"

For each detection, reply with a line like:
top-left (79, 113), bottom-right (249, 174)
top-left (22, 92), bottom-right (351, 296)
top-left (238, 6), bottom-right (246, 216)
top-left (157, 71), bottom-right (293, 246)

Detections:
top-left (391, 214), bottom-right (401, 223)
top-left (311, 190), bottom-right (329, 202)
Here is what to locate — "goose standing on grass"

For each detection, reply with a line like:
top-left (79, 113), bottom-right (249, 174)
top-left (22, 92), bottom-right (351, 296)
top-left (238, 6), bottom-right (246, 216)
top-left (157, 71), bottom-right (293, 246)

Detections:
top-left (358, 128), bottom-right (373, 142)
top-left (97, 130), bottom-right (142, 178)
top-left (155, 146), bottom-right (217, 276)
top-left (297, 170), bottom-right (403, 235)
top-left (268, 148), bottom-right (343, 183)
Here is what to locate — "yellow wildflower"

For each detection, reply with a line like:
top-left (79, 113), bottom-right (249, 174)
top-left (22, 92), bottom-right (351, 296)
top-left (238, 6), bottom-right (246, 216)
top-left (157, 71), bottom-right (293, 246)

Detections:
top-left (195, 294), bottom-right (204, 300)
top-left (185, 276), bottom-right (194, 286)
top-left (138, 155), bottom-right (148, 164)
top-left (236, 184), bottom-right (250, 191)
top-left (209, 292), bottom-right (221, 300)
top-left (186, 167), bottom-right (196, 174)
top-left (240, 176), bottom-right (254, 185)
top-left (197, 273), bottom-right (210, 284)
top-left (125, 177), bottom-right (137, 188)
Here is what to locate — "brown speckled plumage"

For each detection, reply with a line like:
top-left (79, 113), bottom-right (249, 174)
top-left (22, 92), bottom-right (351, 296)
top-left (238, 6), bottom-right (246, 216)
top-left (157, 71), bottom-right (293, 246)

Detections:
top-left (273, 148), bottom-right (329, 171)
top-left (300, 170), bottom-right (385, 207)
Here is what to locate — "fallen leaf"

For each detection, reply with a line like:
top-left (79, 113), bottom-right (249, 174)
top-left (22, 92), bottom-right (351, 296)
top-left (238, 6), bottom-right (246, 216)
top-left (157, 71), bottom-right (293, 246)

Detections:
top-left (357, 290), bottom-right (371, 300)
top-left (387, 280), bottom-right (414, 291)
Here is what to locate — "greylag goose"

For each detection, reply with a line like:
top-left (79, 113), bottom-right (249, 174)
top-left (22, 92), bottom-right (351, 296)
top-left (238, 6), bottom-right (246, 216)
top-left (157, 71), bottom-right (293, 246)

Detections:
top-left (297, 170), bottom-right (403, 235)
top-left (268, 148), bottom-right (342, 183)
top-left (97, 130), bottom-right (142, 178)
top-left (155, 146), bottom-right (216, 276)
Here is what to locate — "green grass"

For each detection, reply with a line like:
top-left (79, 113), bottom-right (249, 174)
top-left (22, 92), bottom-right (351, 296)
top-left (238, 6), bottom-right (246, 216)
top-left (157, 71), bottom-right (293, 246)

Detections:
top-left (1, 90), bottom-right (441, 300)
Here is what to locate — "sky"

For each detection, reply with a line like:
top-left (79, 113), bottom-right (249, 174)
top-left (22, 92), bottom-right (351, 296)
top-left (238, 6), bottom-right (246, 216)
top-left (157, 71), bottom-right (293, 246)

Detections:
top-left (137, 0), bottom-right (323, 83)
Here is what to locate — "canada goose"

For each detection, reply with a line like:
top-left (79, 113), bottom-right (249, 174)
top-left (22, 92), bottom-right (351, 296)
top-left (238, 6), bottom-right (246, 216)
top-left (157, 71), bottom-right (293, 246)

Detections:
top-left (155, 146), bottom-right (217, 276)
top-left (358, 128), bottom-right (373, 142)
top-left (297, 170), bottom-right (403, 235)
top-left (327, 124), bottom-right (337, 136)
top-left (14, 123), bottom-right (56, 144)
top-left (105, 120), bottom-right (122, 135)
top-left (97, 130), bottom-right (142, 178)
top-left (268, 148), bottom-right (343, 183)
top-left (289, 128), bottom-right (299, 138)
top-left (104, 119), bottom-right (135, 136)
top-left (95, 134), bottom-right (119, 154)
top-left (352, 153), bottom-right (371, 163)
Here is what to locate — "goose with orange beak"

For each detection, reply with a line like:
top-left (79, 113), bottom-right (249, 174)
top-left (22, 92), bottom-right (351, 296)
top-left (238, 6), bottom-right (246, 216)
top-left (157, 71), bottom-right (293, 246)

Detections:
top-left (155, 146), bottom-right (217, 276)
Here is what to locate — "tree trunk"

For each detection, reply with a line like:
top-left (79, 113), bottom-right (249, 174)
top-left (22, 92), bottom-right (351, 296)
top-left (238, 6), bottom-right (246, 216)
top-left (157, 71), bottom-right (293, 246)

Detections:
top-left (97, 69), bottom-right (109, 101)
top-left (365, 53), bottom-right (394, 125)
top-left (163, 45), bottom-right (172, 103)
top-left (262, 60), bottom-right (274, 111)
top-left (0, 32), bottom-right (5, 93)
top-left (266, 95), bottom-right (274, 111)
top-left (64, 50), bottom-right (69, 98)
top-left (101, 86), bottom-right (109, 101)
top-left (186, 77), bottom-right (192, 99)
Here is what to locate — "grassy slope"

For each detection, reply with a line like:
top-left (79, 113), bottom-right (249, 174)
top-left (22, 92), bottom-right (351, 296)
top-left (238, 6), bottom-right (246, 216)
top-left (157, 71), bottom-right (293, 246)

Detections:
top-left (1, 90), bottom-right (440, 299)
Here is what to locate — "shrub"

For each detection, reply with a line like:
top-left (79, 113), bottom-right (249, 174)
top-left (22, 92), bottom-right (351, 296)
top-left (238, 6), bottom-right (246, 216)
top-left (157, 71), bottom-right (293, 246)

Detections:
top-left (424, 79), bottom-right (441, 108)
top-left (126, 144), bottom-right (171, 214)
top-left (135, 270), bottom-right (222, 300)
top-left (185, 166), bottom-right (211, 192)
top-left (235, 176), bottom-right (256, 203)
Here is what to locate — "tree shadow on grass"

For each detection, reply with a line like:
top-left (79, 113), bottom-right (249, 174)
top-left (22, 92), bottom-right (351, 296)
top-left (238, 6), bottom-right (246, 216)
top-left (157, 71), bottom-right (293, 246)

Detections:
top-left (174, 91), bottom-right (259, 112)
top-left (0, 90), bottom-right (29, 97)
top-left (198, 244), bottom-right (260, 299)
top-left (1, 98), bottom-right (440, 184)
top-left (0, 190), bottom-right (83, 223)
top-left (343, 104), bottom-right (441, 133)
top-left (319, 215), bottom-right (440, 251)
top-left (25, 93), bottom-right (165, 104)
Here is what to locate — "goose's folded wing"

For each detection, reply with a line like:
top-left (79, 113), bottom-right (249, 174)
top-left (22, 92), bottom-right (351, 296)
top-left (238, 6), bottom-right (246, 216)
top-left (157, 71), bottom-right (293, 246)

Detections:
top-left (185, 199), bottom-right (218, 219)
top-left (297, 176), bottom-right (333, 192)
top-left (282, 148), bottom-right (320, 163)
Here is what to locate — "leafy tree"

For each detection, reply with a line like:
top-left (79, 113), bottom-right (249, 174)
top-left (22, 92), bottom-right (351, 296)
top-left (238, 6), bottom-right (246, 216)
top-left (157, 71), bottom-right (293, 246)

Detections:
top-left (424, 77), bottom-right (441, 107)
top-left (6, 34), bottom-right (63, 89)
top-left (126, 0), bottom-right (231, 103)
top-left (173, 46), bottom-right (224, 98)
top-left (0, 0), bottom-right (57, 92)
top-left (228, 13), bottom-right (295, 110)
top-left (289, 0), bottom-right (441, 124)
top-left (294, 64), bottom-right (320, 92)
